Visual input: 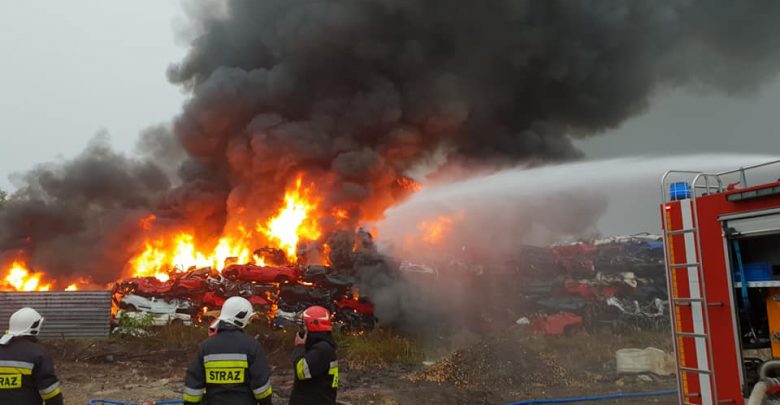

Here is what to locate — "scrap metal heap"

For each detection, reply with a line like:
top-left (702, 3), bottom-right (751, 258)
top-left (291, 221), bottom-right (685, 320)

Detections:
top-left (429, 233), bottom-right (669, 334)
top-left (112, 247), bottom-right (376, 332)
top-left (523, 233), bottom-right (669, 335)
top-left (110, 233), bottom-right (668, 335)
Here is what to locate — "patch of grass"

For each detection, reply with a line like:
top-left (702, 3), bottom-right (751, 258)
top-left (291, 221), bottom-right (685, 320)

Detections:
top-left (148, 319), bottom-right (299, 362)
top-left (337, 328), bottom-right (424, 370)
top-left (153, 321), bottom-right (209, 347)
top-left (519, 327), bottom-right (673, 373)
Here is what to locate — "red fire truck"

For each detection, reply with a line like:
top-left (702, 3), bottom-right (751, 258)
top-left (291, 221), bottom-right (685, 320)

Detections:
top-left (661, 160), bottom-right (780, 404)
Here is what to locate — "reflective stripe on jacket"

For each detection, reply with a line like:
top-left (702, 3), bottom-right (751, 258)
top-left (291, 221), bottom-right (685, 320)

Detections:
top-left (290, 331), bottom-right (337, 405)
top-left (183, 322), bottom-right (272, 405)
top-left (0, 336), bottom-right (63, 405)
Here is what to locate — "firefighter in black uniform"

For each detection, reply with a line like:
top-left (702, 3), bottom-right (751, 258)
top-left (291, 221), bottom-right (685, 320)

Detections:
top-left (183, 296), bottom-right (273, 405)
top-left (0, 307), bottom-right (63, 405)
top-left (290, 305), bottom-right (338, 405)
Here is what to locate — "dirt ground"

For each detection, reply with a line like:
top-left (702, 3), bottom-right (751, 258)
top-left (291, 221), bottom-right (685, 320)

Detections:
top-left (47, 325), bottom-right (677, 405)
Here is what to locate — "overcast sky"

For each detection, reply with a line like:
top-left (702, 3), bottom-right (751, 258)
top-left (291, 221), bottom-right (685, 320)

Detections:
top-left (0, 1), bottom-right (186, 190)
top-left (1, 1), bottom-right (778, 235)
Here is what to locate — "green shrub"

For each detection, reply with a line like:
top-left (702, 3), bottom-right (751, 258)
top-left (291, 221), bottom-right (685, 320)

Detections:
top-left (114, 312), bottom-right (156, 336)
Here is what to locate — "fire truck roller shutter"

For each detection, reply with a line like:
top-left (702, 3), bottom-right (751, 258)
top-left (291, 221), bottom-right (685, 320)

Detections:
top-left (722, 208), bottom-right (780, 238)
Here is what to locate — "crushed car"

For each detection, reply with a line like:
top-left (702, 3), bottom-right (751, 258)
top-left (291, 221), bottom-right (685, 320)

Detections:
top-left (117, 294), bottom-right (193, 326)
top-left (222, 264), bottom-right (300, 284)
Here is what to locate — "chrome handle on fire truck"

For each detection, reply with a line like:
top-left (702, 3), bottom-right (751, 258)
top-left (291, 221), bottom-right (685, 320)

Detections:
top-left (716, 158), bottom-right (780, 189)
top-left (680, 366), bottom-right (712, 375)
top-left (692, 173), bottom-right (724, 197)
top-left (677, 332), bottom-right (709, 338)
top-left (666, 228), bottom-right (697, 235)
top-left (675, 298), bottom-right (705, 303)
top-left (673, 300), bottom-right (724, 307)
top-left (670, 262), bottom-right (700, 268)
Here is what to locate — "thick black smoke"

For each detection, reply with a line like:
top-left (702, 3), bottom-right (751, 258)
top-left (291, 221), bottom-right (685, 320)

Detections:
top-left (160, 0), bottom-right (780, 237)
top-left (164, 0), bottom-right (780, 327)
top-left (168, 0), bottom-right (780, 226)
top-left (2, 0), bottom-right (780, 289)
top-left (0, 134), bottom-right (171, 284)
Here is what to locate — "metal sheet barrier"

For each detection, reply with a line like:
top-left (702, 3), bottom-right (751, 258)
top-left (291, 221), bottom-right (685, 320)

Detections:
top-left (0, 291), bottom-right (112, 339)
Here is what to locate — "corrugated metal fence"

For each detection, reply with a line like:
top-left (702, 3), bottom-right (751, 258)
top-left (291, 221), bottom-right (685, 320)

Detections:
top-left (0, 291), bottom-right (112, 339)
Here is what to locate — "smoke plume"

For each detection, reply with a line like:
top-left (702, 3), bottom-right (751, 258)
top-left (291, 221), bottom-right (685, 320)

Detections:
top-left (166, 0), bottom-right (780, 232)
top-left (2, 0), bottom-right (780, 289)
top-left (0, 134), bottom-right (170, 284)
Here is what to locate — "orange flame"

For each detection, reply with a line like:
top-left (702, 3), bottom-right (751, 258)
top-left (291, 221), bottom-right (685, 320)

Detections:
top-left (418, 213), bottom-right (463, 244)
top-left (2, 169), bottom-right (420, 288)
top-left (397, 177), bottom-right (422, 192)
top-left (128, 176), bottom-right (324, 278)
top-left (139, 214), bottom-right (156, 231)
top-left (333, 208), bottom-right (349, 224)
top-left (260, 177), bottom-right (321, 259)
top-left (129, 233), bottom-right (254, 280)
top-left (2, 261), bottom-right (51, 291)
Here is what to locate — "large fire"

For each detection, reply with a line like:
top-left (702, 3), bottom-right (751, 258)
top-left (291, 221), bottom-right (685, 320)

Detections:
top-left (0, 174), bottom-right (425, 291)
top-left (1, 261), bottom-right (51, 291)
top-left (127, 176), bottom-right (323, 281)
top-left (129, 233), bottom-right (256, 282)
top-left (260, 177), bottom-right (321, 258)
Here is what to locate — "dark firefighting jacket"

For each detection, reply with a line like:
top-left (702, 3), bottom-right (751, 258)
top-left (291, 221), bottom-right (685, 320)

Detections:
top-left (0, 336), bottom-right (63, 405)
top-left (289, 332), bottom-right (338, 405)
top-left (183, 322), bottom-right (272, 405)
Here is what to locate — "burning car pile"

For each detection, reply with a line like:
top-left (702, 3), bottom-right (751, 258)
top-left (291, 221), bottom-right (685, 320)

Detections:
top-left (522, 234), bottom-right (669, 335)
top-left (112, 248), bottom-right (376, 332)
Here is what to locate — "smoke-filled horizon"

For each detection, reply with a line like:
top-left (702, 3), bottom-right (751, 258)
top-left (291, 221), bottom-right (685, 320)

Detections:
top-left (2, 0), bottom-right (780, 286)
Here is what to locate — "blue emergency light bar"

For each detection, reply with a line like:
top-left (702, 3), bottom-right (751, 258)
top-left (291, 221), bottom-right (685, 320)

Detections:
top-left (669, 182), bottom-right (691, 201)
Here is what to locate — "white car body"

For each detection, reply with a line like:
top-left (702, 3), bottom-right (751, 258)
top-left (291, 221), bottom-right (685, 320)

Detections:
top-left (119, 294), bottom-right (193, 326)
top-left (399, 261), bottom-right (438, 278)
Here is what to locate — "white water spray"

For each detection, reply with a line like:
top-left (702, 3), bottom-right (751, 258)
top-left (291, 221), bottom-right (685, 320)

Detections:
top-left (376, 154), bottom-right (780, 260)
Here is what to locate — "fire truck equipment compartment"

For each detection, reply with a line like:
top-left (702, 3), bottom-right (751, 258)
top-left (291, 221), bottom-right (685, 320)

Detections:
top-left (765, 288), bottom-right (780, 358)
top-left (742, 263), bottom-right (773, 282)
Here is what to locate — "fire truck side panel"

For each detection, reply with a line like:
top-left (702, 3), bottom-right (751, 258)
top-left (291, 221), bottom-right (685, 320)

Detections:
top-left (696, 193), bottom-right (748, 403)
top-left (665, 182), bottom-right (780, 404)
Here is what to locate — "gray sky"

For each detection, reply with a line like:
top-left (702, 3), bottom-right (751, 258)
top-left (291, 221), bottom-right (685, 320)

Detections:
top-left (0, 1), bottom-right (186, 190)
top-left (575, 81), bottom-right (780, 158)
top-left (1, 1), bottom-right (778, 235)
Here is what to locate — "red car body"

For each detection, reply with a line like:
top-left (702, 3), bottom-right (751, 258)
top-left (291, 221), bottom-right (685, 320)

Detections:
top-left (335, 297), bottom-right (374, 316)
top-left (115, 277), bottom-right (174, 296)
top-left (532, 312), bottom-right (583, 336)
top-left (169, 274), bottom-right (209, 297)
top-left (222, 264), bottom-right (299, 284)
top-left (114, 271), bottom-right (211, 297)
top-left (563, 278), bottom-right (618, 300)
